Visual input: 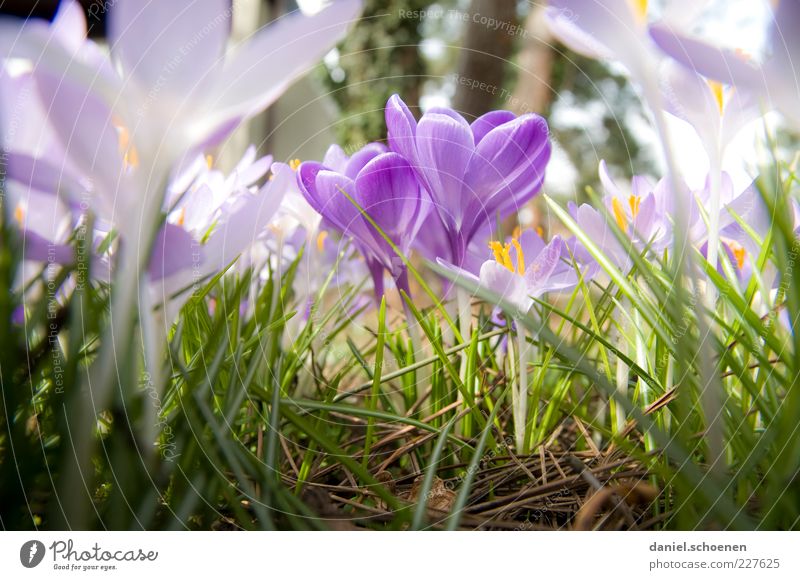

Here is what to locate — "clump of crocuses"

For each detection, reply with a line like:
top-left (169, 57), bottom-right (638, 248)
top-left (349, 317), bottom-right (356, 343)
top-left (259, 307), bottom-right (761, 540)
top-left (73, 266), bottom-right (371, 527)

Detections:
top-left (296, 95), bottom-right (553, 300)
top-left (386, 95), bottom-right (552, 268)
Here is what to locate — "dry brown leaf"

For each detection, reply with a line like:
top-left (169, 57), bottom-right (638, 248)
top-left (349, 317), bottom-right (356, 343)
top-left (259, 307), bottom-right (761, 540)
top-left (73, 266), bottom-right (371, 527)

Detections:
top-left (408, 475), bottom-right (456, 513)
top-left (573, 481), bottom-right (659, 530)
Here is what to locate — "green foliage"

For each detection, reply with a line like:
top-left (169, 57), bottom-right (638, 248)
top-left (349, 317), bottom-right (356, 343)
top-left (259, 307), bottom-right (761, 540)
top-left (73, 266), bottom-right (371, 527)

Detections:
top-left (322, 0), bottom-right (437, 145)
top-left (2, 145), bottom-right (800, 530)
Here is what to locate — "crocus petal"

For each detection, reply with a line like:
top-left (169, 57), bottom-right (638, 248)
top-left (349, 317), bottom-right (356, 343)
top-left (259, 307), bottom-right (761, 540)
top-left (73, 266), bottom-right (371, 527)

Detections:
top-left (515, 229), bottom-right (546, 262)
top-left (354, 152), bottom-right (423, 265)
top-left (720, 86), bottom-right (764, 149)
top-left (232, 144), bottom-right (257, 174)
top-left (700, 240), bottom-right (750, 285)
top-left (491, 142), bottom-right (551, 222)
top-left (4, 153), bottom-right (85, 200)
top-left (545, 235), bottom-right (586, 293)
top-left (228, 147), bottom-right (272, 188)
top-left (463, 114), bottom-right (550, 226)
top-left (344, 142), bottom-right (388, 179)
top-left (543, 5), bottom-right (614, 60)
top-left (23, 230), bottom-right (74, 264)
top-left (479, 261), bottom-right (533, 314)
top-left (415, 112), bottom-right (475, 227)
top-left (764, 3), bottom-right (800, 126)
top-left (298, 162), bottom-right (371, 244)
top-left (435, 257), bottom-right (481, 287)
top-left (524, 236), bottom-right (564, 296)
top-left (599, 159), bottom-right (624, 199)
top-left (649, 23), bottom-right (764, 89)
top-left (365, 253), bottom-right (386, 299)
top-left (0, 70), bottom-right (60, 158)
top-left (0, 19), bottom-right (118, 105)
top-left (546, 0), bottom-right (649, 75)
top-left (466, 114), bottom-right (550, 194)
top-left (51, 0), bottom-right (88, 54)
top-left (576, 204), bottom-right (630, 272)
top-left (631, 192), bottom-right (657, 241)
top-left (471, 110), bottom-right (518, 144)
top-left (110, 0), bottom-right (231, 97)
top-left (541, 263), bottom-right (581, 294)
top-left (719, 181), bottom-right (771, 255)
top-left (176, 184), bottom-right (216, 232)
top-left (203, 164), bottom-right (290, 272)
top-left (322, 144), bottom-right (349, 172)
top-left (385, 94), bottom-right (418, 162)
top-left (631, 175), bottom-right (655, 199)
top-left (659, 59), bottom-right (723, 152)
top-left (32, 70), bottom-right (124, 214)
top-left (148, 223), bottom-right (200, 280)
top-left (208, 0), bottom-right (362, 124)
top-left (415, 212), bottom-right (454, 263)
top-left (12, 187), bottom-right (73, 243)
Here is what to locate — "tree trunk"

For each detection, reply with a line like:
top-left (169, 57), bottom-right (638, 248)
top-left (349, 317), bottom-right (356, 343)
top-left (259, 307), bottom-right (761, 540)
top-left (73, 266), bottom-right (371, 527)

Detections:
top-left (510, 4), bottom-right (555, 115)
top-left (451, 0), bottom-right (518, 120)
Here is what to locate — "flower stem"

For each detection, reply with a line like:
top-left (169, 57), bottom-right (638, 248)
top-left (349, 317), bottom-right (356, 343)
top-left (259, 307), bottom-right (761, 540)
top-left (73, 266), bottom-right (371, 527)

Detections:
top-left (457, 287), bottom-right (472, 389)
top-left (515, 323), bottom-right (530, 452)
top-left (615, 322), bottom-right (629, 435)
top-left (706, 149), bottom-right (723, 304)
top-left (397, 269), bottom-right (422, 402)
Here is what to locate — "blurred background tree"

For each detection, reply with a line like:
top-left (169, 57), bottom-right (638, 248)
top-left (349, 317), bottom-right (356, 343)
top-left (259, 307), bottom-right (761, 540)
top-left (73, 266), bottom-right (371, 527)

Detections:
top-left (320, 0), bottom-right (433, 147)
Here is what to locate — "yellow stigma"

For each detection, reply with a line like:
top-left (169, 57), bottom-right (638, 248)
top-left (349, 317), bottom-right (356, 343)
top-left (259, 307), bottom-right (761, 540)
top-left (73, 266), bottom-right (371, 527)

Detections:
top-left (116, 123), bottom-right (140, 170)
top-left (612, 197), bottom-right (628, 231)
top-left (728, 240), bottom-right (747, 270)
top-left (14, 203), bottom-right (25, 225)
top-left (630, 0), bottom-right (648, 22)
top-left (316, 230), bottom-right (328, 252)
top-left (206, 155), bottom-right (214, 169)
top-left (628, 195), bottom-right (641, 218)
top-left (511, 238), bottom-right (526, 275)
top-left (490, 239), bottom-right (527, 275)
top-left (536, 226), bottom-right (544, 238)
top-left (176, 207), bottom-right (186, 227)
top-left (489, 241), bottom-right (515, 273)
top-left (512, 225), bottom-right (522, 240)
top-left (707, 80), bottom-right (725, 114)
top-left (289, 159), bottom-right (302, 171)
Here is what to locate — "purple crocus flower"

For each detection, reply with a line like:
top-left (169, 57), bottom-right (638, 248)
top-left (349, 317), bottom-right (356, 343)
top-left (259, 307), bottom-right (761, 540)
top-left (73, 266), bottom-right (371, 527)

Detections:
top-left (437, 227), bottom-right (592, 451)
top-left (693, 175), bottom-right (773, 287)
top-left (0, 0), bottom-right (364, 275)
top-left (2, 0), bottom-right (360, 318)
top-left (566, 161), bottom-right (675, 274)
top-left (650, 1), bottom-right (800, 128)
top-left (1, 0), bottom-right (364, 160)
top-left (545, 1), bottom-right (761, 164)
top-left (437, 229), bottom-right (586, 316)
top-left (297, 144), bottom-right (428, 298)
top-left (699, 238), bottom-right (754, 286)
top-left (599, 160), bottom-right (673, 252)
top-left (658, 60), bottom-right (761, 162)
top-left (385, 95), bottom-right (552, 267)
top-left (544, 0), bottom-right (656, 80)
top-left (148, 160), bottom-right (292, 316)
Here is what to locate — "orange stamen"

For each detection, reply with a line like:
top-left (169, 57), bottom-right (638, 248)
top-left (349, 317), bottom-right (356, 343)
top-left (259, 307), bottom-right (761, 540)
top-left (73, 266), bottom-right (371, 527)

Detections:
top-left (612, 197), bottom-right (628, 231)
top-left (317, 230), bottom-right (328, 252)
